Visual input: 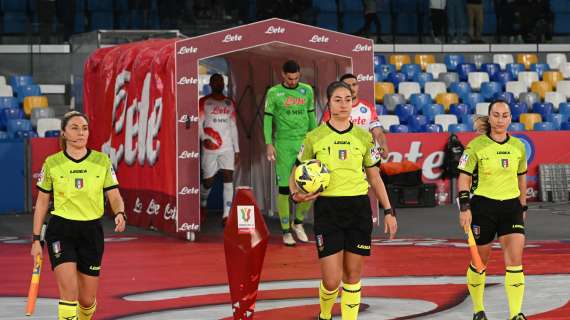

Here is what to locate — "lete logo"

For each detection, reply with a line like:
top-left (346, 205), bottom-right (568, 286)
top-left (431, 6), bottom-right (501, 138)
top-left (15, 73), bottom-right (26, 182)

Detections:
top-left (163, 203), bottom-right (177, 220)
top-left (179, 150), bottom-right (199, 159)
top-left (179, 186), bottom-right (199, 195)
top-left (309, 35), bottom-right (329, 43)
top-left (179, 114), bottom-right (199, 123)
top-left (356, 74), bottom-right (374, 82)
top-left (178, 222), bottom-right (199, 231)
top-left (146, 199), bottom-right (160, 216)
top-left (177, 76), bottom-right (198, 85)
top-left (353, 43), bottom-right (372, 52)
top-left (222, 34), bottom-right (242, 43)
top-left (265, 26), bottom-right (285, 34)
top-left (177, 46), bottom-right (198, 55)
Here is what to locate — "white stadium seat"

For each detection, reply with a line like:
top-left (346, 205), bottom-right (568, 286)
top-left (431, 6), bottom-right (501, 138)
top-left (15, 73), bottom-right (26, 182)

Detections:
top-left (546, 53), bottom-right (567, 70)
top-left (424, 81), bottom-right (447, 99)
top-left (36, 118), bottom-right (62, 138)
top-left (468, 72), bottom-right (490, 91)
top-left (476, 102), bottom-right (491, 116)
top-left (559, 62), bottom-right (570, 79)
top-left (426, 63), bottom-right (447, 79)
top-left (518, 71), bottom-right (539, 89)
top-left (0, 76), bottom-right (6, 86)
top-left (556, 80), bottom-right (570, 99)
top-left (434, 114), bottom-right (458, 132)
top-left (544, 92), bottom-right (566, 111)
top-left (0, 85), bottom-right (13, 97)
top-left (398, 82), bottom-right (421, 100)
top-left (377, 115), bottom-right (400, 131)
top-left (493, 54), bottom-right (514, 70)
top-left (506, 81), bottom-right (527, 99)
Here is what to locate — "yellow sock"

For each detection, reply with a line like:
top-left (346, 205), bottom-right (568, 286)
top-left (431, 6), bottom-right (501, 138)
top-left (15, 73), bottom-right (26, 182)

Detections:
top-left (341, 281), bottom-right (361, 320)
top-left (505, 265), bottom-right (525, 318)
top-left (467, 264), bottom-right (486, 313)
top-left (58, 299), bottom-right (77, 320)
top-left (319, 281), bottom-right (338, 320)
top-left (78, 300), bottom-right (97, 320)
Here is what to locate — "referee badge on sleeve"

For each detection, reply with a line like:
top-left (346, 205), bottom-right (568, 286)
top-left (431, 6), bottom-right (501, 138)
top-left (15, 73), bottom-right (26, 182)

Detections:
top-left (458, 153), bottom-right (469, 169)
top-left (370, 146), bottom-right (381, 162)
top-left (110, 166), bottom-right (118, 184)
top-left (37, 167), bottom-right (45, 184)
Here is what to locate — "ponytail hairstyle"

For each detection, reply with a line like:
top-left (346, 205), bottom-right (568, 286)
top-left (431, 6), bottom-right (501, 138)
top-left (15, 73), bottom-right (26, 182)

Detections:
top-left (326, 81), bottom-right (352, 102)
top-left (473, 99), bottom-right (510, 134)
top-left (59, 111), bottom-right (89, 150)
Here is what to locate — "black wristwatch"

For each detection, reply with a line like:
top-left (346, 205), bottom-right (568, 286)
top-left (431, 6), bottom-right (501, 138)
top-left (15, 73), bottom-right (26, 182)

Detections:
top-left (522, 205), bottom-right (528, 212)
top-left (32, 234), bottom-right (41, 242)
top-left (115, 211), bottom-right (127, 222)
top-left (384, 208), bottom-right (396, 217)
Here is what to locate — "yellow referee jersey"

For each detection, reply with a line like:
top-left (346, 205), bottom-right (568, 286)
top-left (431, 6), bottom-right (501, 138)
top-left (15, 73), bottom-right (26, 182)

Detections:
top-left (37, 149), bottom-right (119, 221)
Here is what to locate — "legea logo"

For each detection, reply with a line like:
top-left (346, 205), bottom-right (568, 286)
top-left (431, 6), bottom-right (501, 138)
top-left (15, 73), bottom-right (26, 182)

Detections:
top-left (177, 76), bottom-right (198, 85)
top-left (357, 74), bottom-right (374, 82)
top-left (222, 34), bottom-right (242, 43)
top-left (177, 46), bottom-right (198, 55)
top-left (309, 35), bottom-right (329, 43)
top-left (353, 43), bottom-right (372, 52)
top-left (265, 26), bottom-right (285, 34)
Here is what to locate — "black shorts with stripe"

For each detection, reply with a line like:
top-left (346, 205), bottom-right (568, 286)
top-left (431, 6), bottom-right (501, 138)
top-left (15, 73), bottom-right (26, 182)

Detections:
top-left (45, 215), bottom-right (105, 277)
top-left (313, 195), bottom-right (373, 259)
top-left (470, 195), bottom-right (525, 245)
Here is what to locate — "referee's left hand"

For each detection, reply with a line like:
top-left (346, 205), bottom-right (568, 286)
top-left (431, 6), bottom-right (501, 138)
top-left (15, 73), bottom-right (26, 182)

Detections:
top-left (114, 214), bottom-right (126, 232)
top-left (384, 215), bottom-right (397, 239)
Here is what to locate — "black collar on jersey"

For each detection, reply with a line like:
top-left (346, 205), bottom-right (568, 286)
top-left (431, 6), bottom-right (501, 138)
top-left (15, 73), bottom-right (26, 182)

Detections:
top-left (486, 133), bottom-right (510, 145)
top-left (327, 120), bottom-right (353, 134)
top-left (281, 83), bottom-right (299, 90)
top-left (64, 148), bottom-right (91, 163)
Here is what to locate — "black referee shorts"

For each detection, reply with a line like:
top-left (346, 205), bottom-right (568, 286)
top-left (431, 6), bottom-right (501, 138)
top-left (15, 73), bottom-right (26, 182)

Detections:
top-left (470, 195), bottom-right (525, 246)
top-left (45, 215), bottom-right (105, 277)
top-left (313, 195), bottom-right (373, 259)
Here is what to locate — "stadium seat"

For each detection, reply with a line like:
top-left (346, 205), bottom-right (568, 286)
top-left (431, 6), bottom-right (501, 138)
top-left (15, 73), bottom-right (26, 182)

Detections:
top-left (506, 63), bottom-right (525, 80)
top-left (508, 122), bottom-right (525, 131)
top-left (561, 122), bottom-right (570, 130)
top-left (1, 107), bottom-right (24, 130)
top-left (0, 85), bottom-right (13, 97)
top-left (398, 82), bottom-right (421, 100)
top-left (438, 72), bottom-right (460, 88)
top-left (395, 104), bottom-right (416, 124)
top-left (389, 124), bottom-right (409, 133)
top-left (389, 55), bottom-right (411, 71)
top-left (434, 114), bottom-right (458, 132)
top-left (546, 113), bottom-right (569, 130)
top-left (519, 113), bottom-right (542, 130)
top-left (0, 76), bottom-right (5, 86)
top-left (444, 54), bottom-right (465, 72)
top-left (6, 119), bottom-right (32, 133)
top-left (23, 96), bottom-right (48, 117)
top-left (530, 81), bottom-right (553, 100)
top-left (532, 102), bottom-right (554, 120)
top-left (481, 81), bottom-right (503, 100)
top-left (37, 118), bottom-right (62, 137)
top-left (546, 53), bottom-right (567, 69)
top-left (493, 54), bottom-right (514, 70)
top-left (506, 81), bottom-right (527, 98)
top-left (449, 82), bottom-right (471, 100)
top-left (516, 53), bottom-right (539, 70)
top-left (557, 80), bottom-right (570, 99)
top-left (533, 122), bottom-right (556, 131)
top-left (491, 71), bottom-right (514, 87)
top-left (401, 64), bottom-right (421, 81)
top-left (0, 96), bottom-right (17, 109)
top-left (518, 72), bottom-right (540, 89)
top-left (543, 71), bottom-right (564, 88)
top-left (471, 54), bottom-right (489, 70)
top-left (531, 63), bottom-right (550, 79)
top-left (463, 92), bottom-right (485, 110)
top-left (468, 72), bottom-right (490, 91)
top-left (375, 104), bottom-right (387, 115)
top-left (377, 115), bottom-right (400, 131)
top-left (374, 54), bottom-right (387, 72)
top-left (494, 92), bottom-right (516, 105)
top-left (387, 72), bottom-right (407, 87)
top-left (30, 107), bottom-right (55, 128)
top-left (376, 64), bottom-right (396, 81)
top-left (457, 63), bottom-right (477, 82)
top-left (374, 82), bottom-right (395, 103)
top-left (14, 130), bottom-right (38, 139)
top-left (545, 92), bottom-right (566, 111)
top-left (436, 93), bottom-right (459, 111)
top-left (450, 103), bottom-right (471, 119)
top-left (421, 123), bottom-right (443, 132)
top-left (414, 54), bottom-right (436, 71)
top-left (8, 75), bottom-right (34, 89)
top-left (0, 131), bottom-right (8, 139)
top-left (383, 94), bottom-right (406, 113)
top-left (559, 62), bottom-right (570, 79)
top-left (560, 102), bottom-right (570, 116)
top-left (510, 102), bottom-right (528, 121)
top-left (519, 92), bottom-right (541, 109)
top-left (424, 81), bottom-right (447, 99)
top-left (448, 123), bottom-right (470, 133)
top-left (461, 114), bottom-right (477, 130)
top-left (413, 72), bottom-right (434, 90)
top-left (408, 115), bottom-right (428, 132)
top-left (16, 84), bottom-right (41, 104)
top-left (476, 102), bottom-right (490, 116)
top-left (409, 93), bottom-right (432, 111)
top-left (426, 63), bottom-right (447, 79)
top-left (45, 130), bottom-right (61, 137)
top-left (480, 63), bottom-right (501, 79)
top-left (421, 103), bottom-right (445, 123)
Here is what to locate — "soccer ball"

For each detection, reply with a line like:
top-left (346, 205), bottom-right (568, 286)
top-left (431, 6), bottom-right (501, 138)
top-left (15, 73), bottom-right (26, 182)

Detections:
top-left (294, 160), bottom-right (330, 194)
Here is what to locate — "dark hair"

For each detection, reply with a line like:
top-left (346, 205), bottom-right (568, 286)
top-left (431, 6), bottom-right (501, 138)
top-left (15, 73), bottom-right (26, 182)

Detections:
top-left (209, 73), bottom-right (223, 82)
top-left (282, 60), bottom-right (300, 73)
top-left (339, 73), bottom-right (357, 82)
top-left (326, 81), bottom-right (352, 101)
top-left (60, 111), bottom-right (89, 150)
top-left (474, 99), bottom-right (511, 134)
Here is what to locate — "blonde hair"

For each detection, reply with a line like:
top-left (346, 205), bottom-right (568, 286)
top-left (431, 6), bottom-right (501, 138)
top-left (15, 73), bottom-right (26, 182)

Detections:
top-left (59, 111), bottom-right (89, 150)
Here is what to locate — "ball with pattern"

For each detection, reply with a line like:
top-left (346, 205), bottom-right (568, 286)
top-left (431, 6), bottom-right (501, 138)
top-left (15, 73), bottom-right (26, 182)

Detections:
top-left (294, 160), bottom-right (330, 194)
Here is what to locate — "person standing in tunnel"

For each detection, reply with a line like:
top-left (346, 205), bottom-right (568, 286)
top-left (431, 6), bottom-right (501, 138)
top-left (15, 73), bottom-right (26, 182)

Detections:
top-left (264, 60), bottom-right (317, 246)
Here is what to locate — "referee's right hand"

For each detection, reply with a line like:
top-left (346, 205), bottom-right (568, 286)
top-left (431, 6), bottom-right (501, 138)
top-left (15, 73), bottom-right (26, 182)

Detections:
top-left (459, 209), bottom-right (472, 229)
top-left (30, 241), bottom-right (42, 260)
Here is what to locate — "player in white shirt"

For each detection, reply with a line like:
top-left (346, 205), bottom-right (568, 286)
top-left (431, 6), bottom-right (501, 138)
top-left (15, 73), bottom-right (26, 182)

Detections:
top-left (199, 74), bottom-right (240, 225)
top-left (322, 73), bottom-right (389, 158)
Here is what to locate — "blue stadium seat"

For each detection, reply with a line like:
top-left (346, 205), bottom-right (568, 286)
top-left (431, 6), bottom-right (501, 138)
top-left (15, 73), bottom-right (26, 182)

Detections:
top-left (448, 123), bottom-right (470, 133)
top-left (461, 114), bottom-right (477, 129)
top-left (421, 103), bottom-right (445, 123)
top-left (376, 64), bottom-right (396, 81)
top-left (510, 102), bottom-right (528, 121)
top-left (480, 81), bottom-right (503, 101)
top-left (375, 104), bottom-right (387, 115)
top-left (450, 103), bottom-right (471, 119)
top-left (44, 130), bottom-right (61, 137)
top-left (531, 63), bottom-right (550, 79)
top-left (491, 71), bottom-right (514, 88)
top-left (449, 82), bottom-right (472, 100)
top-left (421, 123), bottom-right (443, 132)
top-left (413, 72), bottom-right (433, 90)
top-left (9, 75), bottom-right (34, 89)
top-left (494, 92), bottom-right (516, 105)
top-left (408, 115), bottom-right (428, 132)
top-left (395, 104), bottom-right (416, 124)
top-left (506, 63), bottom-right (525, 80)
top-left (387, 72), bottom-right (406, 87)
top-left (1, 107), bottom-right (24, 130)
top-left (457, 63), bottom-right (477, 82)
top-left (2, 13), bottom-right (28, 34)
top-left (6, 119), bottom-right (32, 133)
top-left (534, 122), bottom-right (556, 131)
top-left (532, 102), bottom-right (554, 120)
top-left (16, 84), bottom-right (41, 104)
top-left (401, 64), bottom-right (421, 81)
top-left (374, 55), bottom-right (387, 73)
top-left (0, 131), bottom-right (9, 139)
top-left (561, 121), bottom-right (570, 130)
top-left (409, 93), bottom-right (432, 111)
top-left (559, 102), bottom-right (570, 116)
top-left (508, 122), bottom-right (525, 131)
top-left (445, 54), bottom-right (465, 72)
top-left (14, 130), bottom-right (38, 139)
top-left (546, 113), bottom-right (569, 130)
top-left (389, 124), bottom-right (409, 133)
top-left (463, 93), bottom-right (484, 110)
top-left (0, 97), bottom-right (18, 109)
top-left (481, 63), bottom-right (501, 79)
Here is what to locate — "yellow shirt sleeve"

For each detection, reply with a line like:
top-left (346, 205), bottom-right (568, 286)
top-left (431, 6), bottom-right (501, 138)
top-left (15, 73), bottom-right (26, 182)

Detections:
top-left (103, 156), bottom-right (119, 190)
top-left (36, 161), bottom-right (53, 193)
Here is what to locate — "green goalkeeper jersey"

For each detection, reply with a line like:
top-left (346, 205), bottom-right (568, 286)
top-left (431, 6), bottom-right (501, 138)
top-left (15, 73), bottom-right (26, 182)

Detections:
top-left (263, 82), bottom-right (317, 143)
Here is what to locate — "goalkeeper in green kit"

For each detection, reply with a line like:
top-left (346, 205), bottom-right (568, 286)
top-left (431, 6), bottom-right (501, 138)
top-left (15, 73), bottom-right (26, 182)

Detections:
top-left (264, 60), bottom-right (317, 246)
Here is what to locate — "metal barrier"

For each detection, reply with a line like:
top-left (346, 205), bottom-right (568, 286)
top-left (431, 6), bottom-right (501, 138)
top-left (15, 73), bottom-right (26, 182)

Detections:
top-left (539, 164), bottom-right (570, 202)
